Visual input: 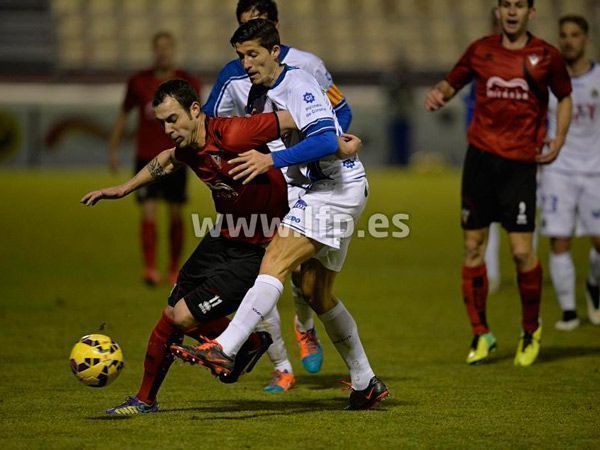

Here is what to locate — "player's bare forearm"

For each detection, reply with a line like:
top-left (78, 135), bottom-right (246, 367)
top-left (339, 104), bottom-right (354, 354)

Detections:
top-left (424, 80), bottom-right (456, 112)
top-left (536, 95), bottom-right (572, 164)
top-left (275, 111), bottom-right (297, 134)
top-left (81, 149), bottom-right (180, 206)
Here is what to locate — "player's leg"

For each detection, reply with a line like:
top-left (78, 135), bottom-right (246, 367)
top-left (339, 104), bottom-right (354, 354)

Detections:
top-left (539, 168), bottom-right (578, 329)
top-left (460, 146), bottom-right (498, 364)
top-left (164, 167), bottom-right (187, 285)
top-left (509, 231), bottom-right (542, 366)
top-left (290, 261), bottom-right (324, 374)
top-left (259, 307), bottom-right (296, 392)
top-left (577, 176), bottom-right (600, 324)
top-left (135, 159), bottom-right (161, 285)
top-left (587, 238), bottom-right (600, 324)
top-left (549, 237), bottom-right (578, 330)
top-left (484, 222), bottom-right (501, 293)
top-left (287, 185), bottom-right (323, 373)
top-left (140, 198), bottom-right (160, 285)
top-left (172, 229), bottom-right (321, 376)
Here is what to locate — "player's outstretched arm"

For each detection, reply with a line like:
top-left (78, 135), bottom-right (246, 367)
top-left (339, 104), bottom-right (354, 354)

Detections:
top-left (424, 80), bottom-right (456, 112)
top-left (81, 148), bottom-right (181, 206)
top-left (536, 95), bottom-right (572, 165)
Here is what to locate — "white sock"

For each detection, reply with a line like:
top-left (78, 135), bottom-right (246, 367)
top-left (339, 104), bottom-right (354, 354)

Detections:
top-left (588, 247), bottom-right (600, 286)
top-left (485, 223), bottom-right (501, 282)
top-left (259, 307), bottom-right (293, 373)
top-left (217, 274), bottom-right (283, 356)
top-left (292, 279), bottom-right (314, 332)
top-left (318, 300), bottom-right (375, 390)
top-left (549, 252), bottom-right (576, 312)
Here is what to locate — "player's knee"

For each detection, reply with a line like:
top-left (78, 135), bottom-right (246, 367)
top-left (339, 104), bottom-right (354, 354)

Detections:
top-left (550, 237), bottom-right (571, 254)
top-left (171, 299), bottom-right (196, 329)
top-left (512, 249), bottom-right (534, 269)
top-left (464, 238), bottom-right (485, 264)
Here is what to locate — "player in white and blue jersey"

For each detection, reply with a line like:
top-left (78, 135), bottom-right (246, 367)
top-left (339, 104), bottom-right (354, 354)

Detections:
top-left (203, 0), bottom-right (354, 393)
top-left (539, 15), bottom-right (600, 330)
top-left (175, 19), bottom-right (388, 410)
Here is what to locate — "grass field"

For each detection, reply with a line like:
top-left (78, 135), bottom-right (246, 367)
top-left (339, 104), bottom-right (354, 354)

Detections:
top-left (1, 169), bottom-right (599, 449)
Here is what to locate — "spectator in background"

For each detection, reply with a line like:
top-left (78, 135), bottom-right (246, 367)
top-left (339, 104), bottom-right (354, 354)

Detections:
top-left (107, 32), bottom-right (201, 286)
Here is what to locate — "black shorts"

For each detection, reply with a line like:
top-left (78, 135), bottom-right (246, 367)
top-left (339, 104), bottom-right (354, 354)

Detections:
top-left (167, 235), bottom-right (265, 322)
top-left (461, 145), bottom-right (537, 232)
top-left (134, 159), bottom-right (188, 204)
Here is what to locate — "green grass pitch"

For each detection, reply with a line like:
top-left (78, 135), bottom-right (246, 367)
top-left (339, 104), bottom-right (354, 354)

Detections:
top-left (0, 169), bottom-right (598, 449)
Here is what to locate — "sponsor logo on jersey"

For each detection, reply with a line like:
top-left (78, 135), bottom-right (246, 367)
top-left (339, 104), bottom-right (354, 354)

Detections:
top-left (210, 154), bottom-right (222, 167)
top-left (303, 92), bottom-right (315, 104)
top-left (486, 76), bottom-right (529, 100)
top-left (342, 159), bottom-right (356, 169)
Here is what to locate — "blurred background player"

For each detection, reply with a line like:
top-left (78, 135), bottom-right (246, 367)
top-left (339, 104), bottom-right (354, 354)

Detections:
top-left (424, 0), bottom-right (572, 366)
top-left (539, 15), bottom-right (600, 331)
top-left (107, 31), bottom-right (201, 286)
top-left (203, 0), bottom-right (354, 393)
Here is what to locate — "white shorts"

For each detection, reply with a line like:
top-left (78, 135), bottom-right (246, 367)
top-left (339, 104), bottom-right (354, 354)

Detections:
top-left (283, 178), bottom-right (368, 272)
top-left (539, 169), bottom-right (600, 237)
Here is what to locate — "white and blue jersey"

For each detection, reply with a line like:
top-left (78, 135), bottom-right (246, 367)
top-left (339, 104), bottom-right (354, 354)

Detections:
top-left (256, 65), bottom-right (365, 186)
top-left (203, 45), bottom-right (352, 130)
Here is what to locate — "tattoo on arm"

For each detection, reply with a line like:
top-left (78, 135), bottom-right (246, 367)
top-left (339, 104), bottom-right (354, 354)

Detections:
top-left (147, 157), bottom-right (167, 179)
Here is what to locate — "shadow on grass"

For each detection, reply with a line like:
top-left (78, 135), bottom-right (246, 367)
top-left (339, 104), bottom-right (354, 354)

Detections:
top-left (162, 396), bottom-right (405, 420)
top-left (490, 345), bottom-right (600, 364)
top-left (537, 345), bottom-right (600, 363)
top-left (294, 373), bottom-right (416, 391)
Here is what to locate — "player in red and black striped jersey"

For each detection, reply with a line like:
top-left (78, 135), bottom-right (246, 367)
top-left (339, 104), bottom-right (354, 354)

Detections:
top-left (107, 31), bottom-right (201, 286)
top-left (81, 79), bottom-right (362, 414)
top-left (425, 0), bottom-right (573, 367)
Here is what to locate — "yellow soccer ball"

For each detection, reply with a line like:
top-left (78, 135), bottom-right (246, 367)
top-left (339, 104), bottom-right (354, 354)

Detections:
top-left (69, 334), bottom-right (124, 387)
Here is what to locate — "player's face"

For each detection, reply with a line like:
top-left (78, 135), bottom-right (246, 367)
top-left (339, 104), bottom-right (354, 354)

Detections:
top-left (559, 22), bottom-right (588, 63)
top-left (496, 1), bottom-right (535, 39)
top-left (235, 40), bottom-right (281, 86)
top-left (153, 36), bottom-right (175, 71)
top-left (154, 96), bottom-right (200, 148)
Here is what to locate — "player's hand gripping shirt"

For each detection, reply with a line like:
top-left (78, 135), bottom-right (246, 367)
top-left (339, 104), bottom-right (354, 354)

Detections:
top-left (123, 69), bottom-right (201, 160)
top-left (446, 34), bottom-right (572, 162)
top-left (174, 113), bottom-right (288, 245)
top-left (546, 62), bottom-right (600, 174)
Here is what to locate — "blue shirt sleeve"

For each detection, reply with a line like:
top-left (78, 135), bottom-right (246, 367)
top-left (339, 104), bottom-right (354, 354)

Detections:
top-left (202, 59), bottom-right (246, 117)
top-left (334, 100), bottom-right (353, 132)
top-left (271, 130), bottom-right (338, 169)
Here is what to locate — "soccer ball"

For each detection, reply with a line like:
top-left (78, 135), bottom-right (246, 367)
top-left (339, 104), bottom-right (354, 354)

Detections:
top-left (69, 334), bottom-right (124, 387)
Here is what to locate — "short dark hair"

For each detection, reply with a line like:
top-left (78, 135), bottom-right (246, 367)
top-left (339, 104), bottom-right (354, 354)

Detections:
top-left (559, 15), bottom-right (589, 34)
top-left (497, 0), bottom-right (534, 7)
top-left (152, 30), bottom-right (175, 47)
top-left (230, 18), bottom-right (280, 50)
top-left (236, 0), bottom-right (278, 24)
top-left (152, 79), bottom-right (199, 110)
